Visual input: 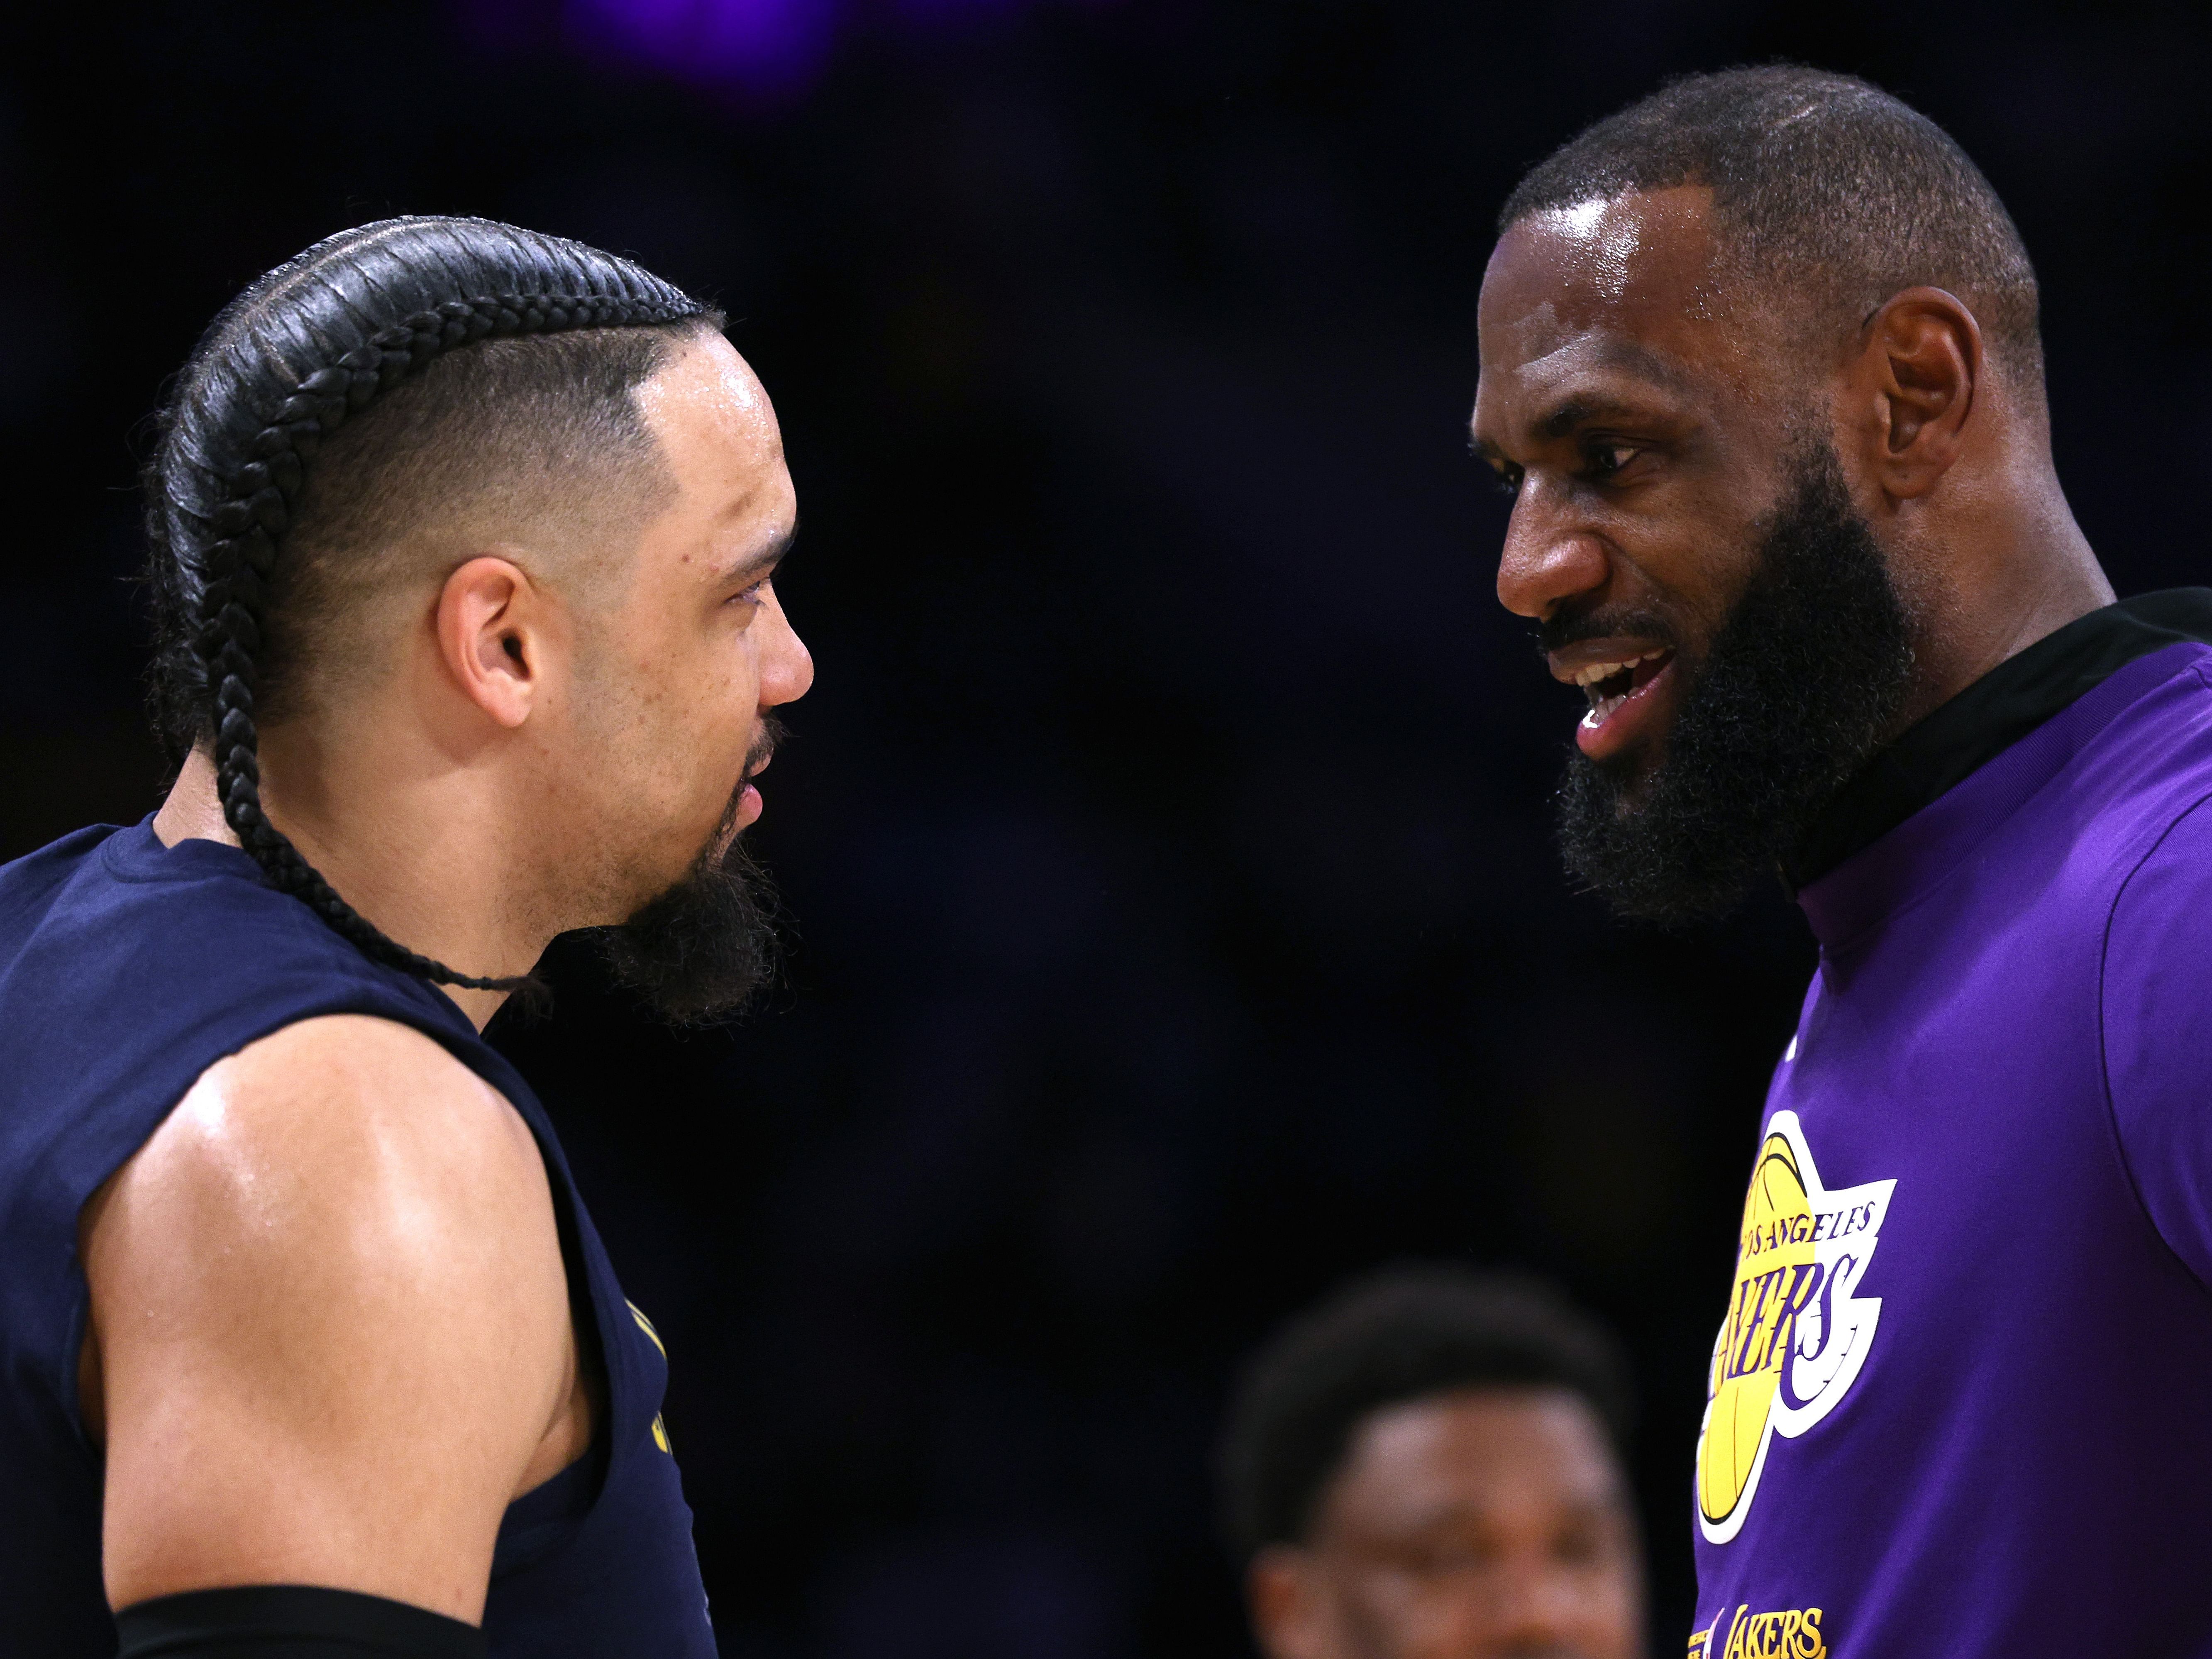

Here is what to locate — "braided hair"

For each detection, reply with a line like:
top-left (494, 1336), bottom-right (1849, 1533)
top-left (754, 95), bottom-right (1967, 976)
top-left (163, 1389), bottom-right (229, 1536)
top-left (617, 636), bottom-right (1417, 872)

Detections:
top-left (144, 216), bottom-right (719, 991)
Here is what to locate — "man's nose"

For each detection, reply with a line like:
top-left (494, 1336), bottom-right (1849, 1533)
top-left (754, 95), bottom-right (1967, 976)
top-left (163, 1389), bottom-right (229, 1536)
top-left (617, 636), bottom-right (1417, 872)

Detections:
top-left (1482, 1558), bottom-right (1586, 1657)
top-left (761, 595), bottom-right (815, 708)
top-left (1495, 484), bottom-right (1609, 622)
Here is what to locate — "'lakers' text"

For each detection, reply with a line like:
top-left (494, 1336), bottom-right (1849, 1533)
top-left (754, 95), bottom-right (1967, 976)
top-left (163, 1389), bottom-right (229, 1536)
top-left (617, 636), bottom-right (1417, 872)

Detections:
top-left (1688, 1604), bottom-right (1827, 1659)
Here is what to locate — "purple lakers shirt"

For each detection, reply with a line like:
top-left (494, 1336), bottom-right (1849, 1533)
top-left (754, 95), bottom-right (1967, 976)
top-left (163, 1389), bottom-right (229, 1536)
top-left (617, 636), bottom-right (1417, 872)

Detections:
top-left (1690, 598), bottom-right (2212, 1658)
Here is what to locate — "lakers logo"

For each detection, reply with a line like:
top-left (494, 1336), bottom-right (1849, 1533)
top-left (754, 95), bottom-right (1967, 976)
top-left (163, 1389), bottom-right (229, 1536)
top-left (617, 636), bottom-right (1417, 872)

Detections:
top-left (1697, 1111), bottom-right (1894, 1543)
top-left (1689, 1603), bottom-right (1828, 1658)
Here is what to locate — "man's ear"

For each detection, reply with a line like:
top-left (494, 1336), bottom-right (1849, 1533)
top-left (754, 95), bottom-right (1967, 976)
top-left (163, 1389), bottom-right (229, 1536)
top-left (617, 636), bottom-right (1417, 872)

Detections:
top-left (1847, 286), bottom-right (1982, 502)
top-left (1248, 1546), bottom-right (1333, 1659)
top-left (435, 555), bottom-right (545, 730)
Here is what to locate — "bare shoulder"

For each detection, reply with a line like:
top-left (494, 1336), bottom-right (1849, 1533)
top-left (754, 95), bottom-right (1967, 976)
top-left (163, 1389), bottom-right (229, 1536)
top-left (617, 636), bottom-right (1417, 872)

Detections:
top-left (96, 1013), bottom-right (545, 1239)
top-left (85, 1015), bottom-right (557, 1360)
top-left (82, 1014), bottom-right (575, 1620)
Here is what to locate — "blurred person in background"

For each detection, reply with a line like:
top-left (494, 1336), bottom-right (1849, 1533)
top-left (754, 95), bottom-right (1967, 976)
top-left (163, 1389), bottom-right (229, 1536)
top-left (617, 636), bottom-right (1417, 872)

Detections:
top-left (1477, 65), bottom-right (2212, 1657)
top-left (1218, 1268), bottom-right (1644, 1659)
top-left (0, 218), bottom-right (810, 1656)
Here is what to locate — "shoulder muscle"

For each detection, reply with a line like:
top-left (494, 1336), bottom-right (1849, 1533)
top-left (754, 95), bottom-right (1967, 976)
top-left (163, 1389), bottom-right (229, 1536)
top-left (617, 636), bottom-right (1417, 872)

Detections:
top-left (83, 1014), bottom-right (572, 1622)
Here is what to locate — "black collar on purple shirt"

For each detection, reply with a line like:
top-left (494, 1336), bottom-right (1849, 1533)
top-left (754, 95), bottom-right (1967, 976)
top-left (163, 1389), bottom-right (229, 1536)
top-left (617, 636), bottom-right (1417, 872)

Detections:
top-left (1785, 587), bottom-right (2212, 891)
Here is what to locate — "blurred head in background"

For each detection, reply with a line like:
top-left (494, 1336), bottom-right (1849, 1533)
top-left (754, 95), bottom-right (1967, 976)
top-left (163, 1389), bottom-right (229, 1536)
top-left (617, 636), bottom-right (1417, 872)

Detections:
top-left (1219, 1268), bottom-right (1643, 1659)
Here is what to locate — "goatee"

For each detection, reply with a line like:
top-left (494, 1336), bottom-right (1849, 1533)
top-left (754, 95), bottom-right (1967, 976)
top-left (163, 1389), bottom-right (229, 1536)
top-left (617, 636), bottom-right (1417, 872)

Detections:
top-left (600, 722), bottom-right (785, 1024)
top-left (1555, 442), bottom-right (1914, 924)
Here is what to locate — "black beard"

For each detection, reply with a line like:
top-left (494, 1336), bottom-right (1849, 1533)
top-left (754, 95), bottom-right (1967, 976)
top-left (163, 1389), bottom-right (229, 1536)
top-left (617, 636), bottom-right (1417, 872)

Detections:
top-left (598, 727), bottom-right (785, 1024)
top-left (1555, 443), bottom-right (1914, 925)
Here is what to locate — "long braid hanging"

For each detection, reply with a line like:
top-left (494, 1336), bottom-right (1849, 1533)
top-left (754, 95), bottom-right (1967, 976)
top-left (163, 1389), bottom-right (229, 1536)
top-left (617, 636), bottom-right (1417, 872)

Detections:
top-left (198, 290), bottom-right (697, 990)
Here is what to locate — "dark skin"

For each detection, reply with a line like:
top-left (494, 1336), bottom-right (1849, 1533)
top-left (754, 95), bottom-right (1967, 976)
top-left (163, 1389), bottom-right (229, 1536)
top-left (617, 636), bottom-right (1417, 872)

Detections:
top-left (1248, 1389), bottom-right (1643, 1659)
top-left (1470, 186), bottom-right (2111, 786)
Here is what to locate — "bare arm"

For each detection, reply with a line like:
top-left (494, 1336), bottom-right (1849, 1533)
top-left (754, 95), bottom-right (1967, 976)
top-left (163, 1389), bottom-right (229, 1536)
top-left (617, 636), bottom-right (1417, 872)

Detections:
top-left (79, 1015), bottom-right (588, 1624)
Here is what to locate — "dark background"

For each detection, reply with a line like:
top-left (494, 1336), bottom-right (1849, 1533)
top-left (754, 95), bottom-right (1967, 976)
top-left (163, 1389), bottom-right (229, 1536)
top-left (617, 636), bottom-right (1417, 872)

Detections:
top-left (4, 2), bottom-right (2207, 1652)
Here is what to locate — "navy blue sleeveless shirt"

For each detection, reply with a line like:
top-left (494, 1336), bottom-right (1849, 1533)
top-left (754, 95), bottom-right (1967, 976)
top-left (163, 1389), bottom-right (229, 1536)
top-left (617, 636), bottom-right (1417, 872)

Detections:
top-left (0, 820), bottom-right (717, 1656)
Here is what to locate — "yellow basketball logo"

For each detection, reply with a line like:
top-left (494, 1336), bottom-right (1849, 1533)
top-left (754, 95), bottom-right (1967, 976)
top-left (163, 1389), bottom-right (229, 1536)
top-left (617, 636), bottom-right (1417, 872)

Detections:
top-left (1701, 1134), bottom-right (1816, 1525)
top-left (1696, 1110), bottom-right (1895, 1544)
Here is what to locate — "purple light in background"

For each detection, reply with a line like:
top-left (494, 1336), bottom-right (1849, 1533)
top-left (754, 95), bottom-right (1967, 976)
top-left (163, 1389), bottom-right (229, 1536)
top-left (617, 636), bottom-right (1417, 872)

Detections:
top-left (469, 0), bottom-right (1120, 104)
top-left (565, 0), bottom-right (844, 100)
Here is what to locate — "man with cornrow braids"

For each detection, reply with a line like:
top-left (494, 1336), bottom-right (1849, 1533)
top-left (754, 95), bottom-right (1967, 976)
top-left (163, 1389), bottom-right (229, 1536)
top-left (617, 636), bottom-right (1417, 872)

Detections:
top-left (0, 217), bottom-right (812, 1657)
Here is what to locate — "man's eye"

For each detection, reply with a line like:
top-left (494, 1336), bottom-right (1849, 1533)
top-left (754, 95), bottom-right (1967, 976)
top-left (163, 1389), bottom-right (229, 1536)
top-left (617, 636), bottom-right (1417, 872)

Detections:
top-left (1491, 467), bottom-right (1524, 498)
top-left (1587, 442), bottom-right (1638, 478)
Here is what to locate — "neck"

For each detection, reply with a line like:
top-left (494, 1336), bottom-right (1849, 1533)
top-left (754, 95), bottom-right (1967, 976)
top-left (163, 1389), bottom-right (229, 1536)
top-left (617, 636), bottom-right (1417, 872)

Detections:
top-left (1891, 464), bottom-right (2112, 730)
top-left (154, 740), bottom-right (542, 1031)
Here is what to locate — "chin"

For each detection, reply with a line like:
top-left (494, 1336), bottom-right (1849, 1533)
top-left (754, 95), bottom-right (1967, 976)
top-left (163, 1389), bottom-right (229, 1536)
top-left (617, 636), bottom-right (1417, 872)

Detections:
top-left (1596, 745), bottom-right (1665, 807)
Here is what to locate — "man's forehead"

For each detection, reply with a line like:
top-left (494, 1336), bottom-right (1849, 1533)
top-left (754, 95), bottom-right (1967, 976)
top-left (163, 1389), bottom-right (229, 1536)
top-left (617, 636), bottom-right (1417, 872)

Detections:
top-left (1320, 1390), bottom-right (1626, 1540)
top-left (640, 332), bottom-right (782, 457)
top-left (1503, 331), bottom-right (1696, 406)
top-left (1479, 186), bottom-right (1725, 366)
top-left (1472, 188), bottom-right (1785, 443)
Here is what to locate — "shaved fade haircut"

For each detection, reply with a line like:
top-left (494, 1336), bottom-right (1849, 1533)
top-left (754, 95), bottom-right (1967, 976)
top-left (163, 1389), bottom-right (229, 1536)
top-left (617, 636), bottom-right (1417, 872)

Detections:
top-left (1502, 66), bottom-right (2043, 394)
top-left (268, 324), bottom-right (701, 721)
top-left (142, 216), bottom-right (719, 990)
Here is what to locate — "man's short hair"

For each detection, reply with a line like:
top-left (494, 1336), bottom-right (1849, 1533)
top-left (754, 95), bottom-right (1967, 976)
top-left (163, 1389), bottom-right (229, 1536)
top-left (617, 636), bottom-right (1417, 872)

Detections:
top-left (1216, 1266), bottom-right (1633, 1561)
top-left (267, 325), bottom-right (691, 721)
top-left (1500, 66), bottom-right (2042, 386)
top-left (144, 217), bottom-right (722, 754)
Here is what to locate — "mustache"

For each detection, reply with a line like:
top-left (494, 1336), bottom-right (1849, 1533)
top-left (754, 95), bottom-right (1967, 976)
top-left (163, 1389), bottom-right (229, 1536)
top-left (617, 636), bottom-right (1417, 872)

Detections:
top-left (714, 715), bottom-right (789, 835)
top-left (742, 715), bottom-right (787, 785)
top-left (1536, 603), bottom-right (1680, 656)
top-left (698, 714), bottom-right (792, 869)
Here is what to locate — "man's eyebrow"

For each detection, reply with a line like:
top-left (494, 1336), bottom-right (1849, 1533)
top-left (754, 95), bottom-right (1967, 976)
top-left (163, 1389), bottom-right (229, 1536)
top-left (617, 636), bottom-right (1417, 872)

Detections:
top-left (713, 523), bottom-right (798, 587)
top-left (1523, 340), bottom-right (1694, 440)
top-left (1534, 394), bottom-right (1647, 440)
top-left (1472, 393), bottom-right (1654, 463)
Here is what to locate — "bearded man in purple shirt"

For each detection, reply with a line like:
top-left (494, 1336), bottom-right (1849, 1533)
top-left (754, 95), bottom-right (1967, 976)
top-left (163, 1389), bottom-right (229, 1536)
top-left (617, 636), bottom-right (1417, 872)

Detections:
top-left (1474, 66), bottom-right (2212, 1657)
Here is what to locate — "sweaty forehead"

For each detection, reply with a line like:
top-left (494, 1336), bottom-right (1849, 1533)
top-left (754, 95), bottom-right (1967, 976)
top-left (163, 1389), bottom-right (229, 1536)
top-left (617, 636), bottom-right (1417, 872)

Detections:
top-left (638, 333), bottom-right (783, 462)
top-left (637, 333), bottom-right (793, 528)
top-left (1475, 186), bottom-right (1774, 430)
top-left (1481, 186), bottom-right (1721, 357)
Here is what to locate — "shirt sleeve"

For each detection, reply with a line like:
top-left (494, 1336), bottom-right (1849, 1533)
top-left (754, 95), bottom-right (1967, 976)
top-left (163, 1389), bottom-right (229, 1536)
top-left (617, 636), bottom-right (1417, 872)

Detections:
top-left (2102, 792), bottom-right (2212, 1292)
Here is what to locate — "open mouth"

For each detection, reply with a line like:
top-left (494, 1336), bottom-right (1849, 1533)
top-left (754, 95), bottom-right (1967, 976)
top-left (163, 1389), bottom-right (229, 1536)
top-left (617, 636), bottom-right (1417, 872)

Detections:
top-left (1574, 648), bottom-right (1675, 729)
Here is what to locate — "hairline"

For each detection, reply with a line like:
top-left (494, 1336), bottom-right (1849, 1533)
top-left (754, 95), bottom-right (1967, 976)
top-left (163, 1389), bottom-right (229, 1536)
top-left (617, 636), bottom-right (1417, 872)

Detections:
top-left (264, 318), bottom-right (719, 721)
top-left (1496, 180), bottom-right (2044, 416)
top-left (1297, 1380), bottom-right (1631, 1546)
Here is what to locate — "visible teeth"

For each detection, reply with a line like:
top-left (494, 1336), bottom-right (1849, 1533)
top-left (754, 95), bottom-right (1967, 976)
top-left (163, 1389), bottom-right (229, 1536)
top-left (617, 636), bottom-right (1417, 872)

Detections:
top-left (1582, 689), bottom-right (1629, 726)
top-left (1575, 649), bottom-right (1668, 727)
top-left (1571, 649), bottom-right (1666, 688)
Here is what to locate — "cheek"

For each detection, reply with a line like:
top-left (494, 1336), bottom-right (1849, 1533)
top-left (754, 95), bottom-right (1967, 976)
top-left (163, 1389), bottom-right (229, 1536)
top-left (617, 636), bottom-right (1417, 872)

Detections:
top-left (1630, 516), bottom-right (1763, 645)
top-left (1340, 1566), bottom-right (1477, 1657)
top-left (1581, 1561), bottom-right (1644, 1638)
top-left (662, 624), bottom-right (758, 731)
top-left (593, 653), bottom-right (718, 812)
top-left (702, 652), bottom-right (762, 773)
top-left (671, 638), bottom-right (765, 805)
top-left (1396, 1587), bottom-right (1494, 1659)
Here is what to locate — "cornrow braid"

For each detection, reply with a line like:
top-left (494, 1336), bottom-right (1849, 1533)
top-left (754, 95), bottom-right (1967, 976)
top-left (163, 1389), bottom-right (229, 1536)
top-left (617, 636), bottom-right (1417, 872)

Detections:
top-left (147, 219), bottom-right (718, 991)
